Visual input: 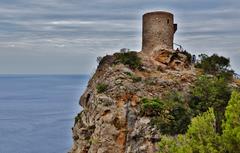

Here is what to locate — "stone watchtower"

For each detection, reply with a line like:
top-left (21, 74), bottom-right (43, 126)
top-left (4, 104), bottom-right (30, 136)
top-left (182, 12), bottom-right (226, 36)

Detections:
top-left (142, 11), bottom-right (177, 53)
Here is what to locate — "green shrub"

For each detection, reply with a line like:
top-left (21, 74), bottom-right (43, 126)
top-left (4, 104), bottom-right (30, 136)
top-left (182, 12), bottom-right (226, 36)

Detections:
top-left (142, 92), bottom-right (191, 135)
top-left (190, 75), bottom-right (232, 133)
top-left (159, 108), bottom-right (223, 153)
top-left (195, 54), bottom-right (233, 79)
top-left (155, 92), bottom-right (191, 135)
top-left (146, 75), bottom-right (232, 135)
top-left (96, 83), bottom-right (108, 93)
top-left (217, 70), bottom-right (234, 81)
top-left (115, 51), bottom-right (142, 69)
top-left (141, 98), bottom-right (164, 116)
top-left (190, 75), bottom-right (231, 113)
top-left (158, 91), bottom-right (240, 153)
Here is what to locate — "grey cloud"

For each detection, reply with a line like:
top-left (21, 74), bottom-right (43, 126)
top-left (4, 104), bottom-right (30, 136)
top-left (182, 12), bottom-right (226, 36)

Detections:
top-left (0, 0), bottom-right (239, 74)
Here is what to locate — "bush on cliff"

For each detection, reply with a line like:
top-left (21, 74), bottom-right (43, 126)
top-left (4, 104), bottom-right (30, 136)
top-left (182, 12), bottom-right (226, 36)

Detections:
top-left (141, 98), bottom-right (164, 116)
top-left (96, 83), bottom-right (108, 93)
top-left (159, 108), bottom-right (222, 153)
top-left (141, 92), bottom-right (191, 135)
top-left (189, 75), bottom-right (232, 133)
top-left (145, 74), bottom-right (232, 135)
top-left (154, 92), bottom-right (191, 135)
top-left (195, 54), bottom-right (234, 80)
top-left (114, 51), bottom-right (142, 69)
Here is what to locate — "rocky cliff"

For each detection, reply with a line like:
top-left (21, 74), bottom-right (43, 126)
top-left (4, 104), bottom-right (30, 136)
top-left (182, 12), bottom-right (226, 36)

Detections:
top-left (69, 49), bottom-right (196, 153)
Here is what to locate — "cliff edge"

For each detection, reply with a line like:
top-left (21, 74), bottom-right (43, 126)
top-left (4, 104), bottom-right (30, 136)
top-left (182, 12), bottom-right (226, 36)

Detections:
top-left (69, 49), bottom-right (196, 153)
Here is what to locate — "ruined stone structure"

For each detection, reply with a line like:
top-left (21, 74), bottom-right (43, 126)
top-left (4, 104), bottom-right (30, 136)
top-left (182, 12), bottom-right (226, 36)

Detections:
top-left (142, 11), bottom-right (177, 52)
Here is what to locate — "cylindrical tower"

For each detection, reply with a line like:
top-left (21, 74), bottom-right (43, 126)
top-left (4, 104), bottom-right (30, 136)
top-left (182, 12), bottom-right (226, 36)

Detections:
top-left (142, 11), bottom-right (177, 53)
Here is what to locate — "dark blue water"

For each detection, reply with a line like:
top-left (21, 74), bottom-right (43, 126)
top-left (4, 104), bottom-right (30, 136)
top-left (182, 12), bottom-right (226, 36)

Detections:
top-left (0, 75), bottom-right (89, 153)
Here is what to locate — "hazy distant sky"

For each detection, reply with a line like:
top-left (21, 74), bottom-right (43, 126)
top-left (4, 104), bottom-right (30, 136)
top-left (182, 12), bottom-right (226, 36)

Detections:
top-left (0, 0), bottom-right (239, 74)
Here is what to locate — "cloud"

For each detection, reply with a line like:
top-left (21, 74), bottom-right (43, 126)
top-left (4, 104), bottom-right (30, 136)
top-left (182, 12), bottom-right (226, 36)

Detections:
top-left (49, 20), bottom-right (95, 25)
top-left (0, 0), bottom-right (239, 74)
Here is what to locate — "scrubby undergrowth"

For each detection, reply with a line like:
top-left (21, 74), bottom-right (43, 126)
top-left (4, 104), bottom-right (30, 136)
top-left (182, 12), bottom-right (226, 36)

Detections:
top-left (156, 54), bottom-right (240, 153)
top-left (70, 50), bottom-right (240, 153)
top-left (159, 91), bottom-right (240, 153)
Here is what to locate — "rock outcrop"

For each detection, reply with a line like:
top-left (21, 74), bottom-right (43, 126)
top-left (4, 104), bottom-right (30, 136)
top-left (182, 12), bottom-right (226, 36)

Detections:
top-left (69, 49), bottom-right (196, 153)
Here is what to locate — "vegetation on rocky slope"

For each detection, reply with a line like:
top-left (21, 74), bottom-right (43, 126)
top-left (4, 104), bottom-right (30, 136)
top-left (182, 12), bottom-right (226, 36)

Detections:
top-left (140, 71), bottom-right (233, 136)
top-left (114, 51), bottom-right (142, 69)
top-left (159, 91), bottom-right (240, 153)
top-left (71, 50), bottom-right (240, 153)
top-left (141, 92), bottom-right (191, 135)
top-left (157, 54), bottom-right (240, 153)
top-left (195, 53), bottom-right (234, 80)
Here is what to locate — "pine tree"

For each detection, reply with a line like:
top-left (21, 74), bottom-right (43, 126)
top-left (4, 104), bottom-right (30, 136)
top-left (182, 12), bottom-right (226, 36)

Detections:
top-left (222, 91), bottom-right (240, 153)
top-left (159, 108), bottom-right (223, 153)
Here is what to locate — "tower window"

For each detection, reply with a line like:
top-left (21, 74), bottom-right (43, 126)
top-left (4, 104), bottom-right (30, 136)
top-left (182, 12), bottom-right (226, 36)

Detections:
top-left (167, 19), bottom-right (170, 24)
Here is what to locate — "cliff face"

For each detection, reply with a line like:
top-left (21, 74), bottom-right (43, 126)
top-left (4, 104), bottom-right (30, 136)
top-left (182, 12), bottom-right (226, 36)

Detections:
top-left (69, 49), bottom-right (196, 153)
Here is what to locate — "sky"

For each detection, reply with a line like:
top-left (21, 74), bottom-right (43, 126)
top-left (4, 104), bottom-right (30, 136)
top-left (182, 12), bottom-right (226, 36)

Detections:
top-left (0, 0), bottom-right (239, 74)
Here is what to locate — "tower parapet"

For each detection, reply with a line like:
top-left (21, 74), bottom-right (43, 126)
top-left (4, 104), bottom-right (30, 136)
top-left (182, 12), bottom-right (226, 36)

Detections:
top-left (142, 11), bottom-right (177, 53)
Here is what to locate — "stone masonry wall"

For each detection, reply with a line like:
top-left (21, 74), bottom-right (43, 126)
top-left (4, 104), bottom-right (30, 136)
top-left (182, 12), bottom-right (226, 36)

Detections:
top-left (142, 11), bottom-right (176, 53)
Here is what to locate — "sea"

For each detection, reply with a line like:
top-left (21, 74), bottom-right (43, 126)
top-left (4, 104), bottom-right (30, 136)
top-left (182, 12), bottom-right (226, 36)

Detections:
top-left (0, 75), bottom-right (89, 153)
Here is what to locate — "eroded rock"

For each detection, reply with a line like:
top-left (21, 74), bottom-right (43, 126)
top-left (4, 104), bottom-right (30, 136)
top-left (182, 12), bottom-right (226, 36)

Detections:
top-left (69, 49), bottom-right (196, 153)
